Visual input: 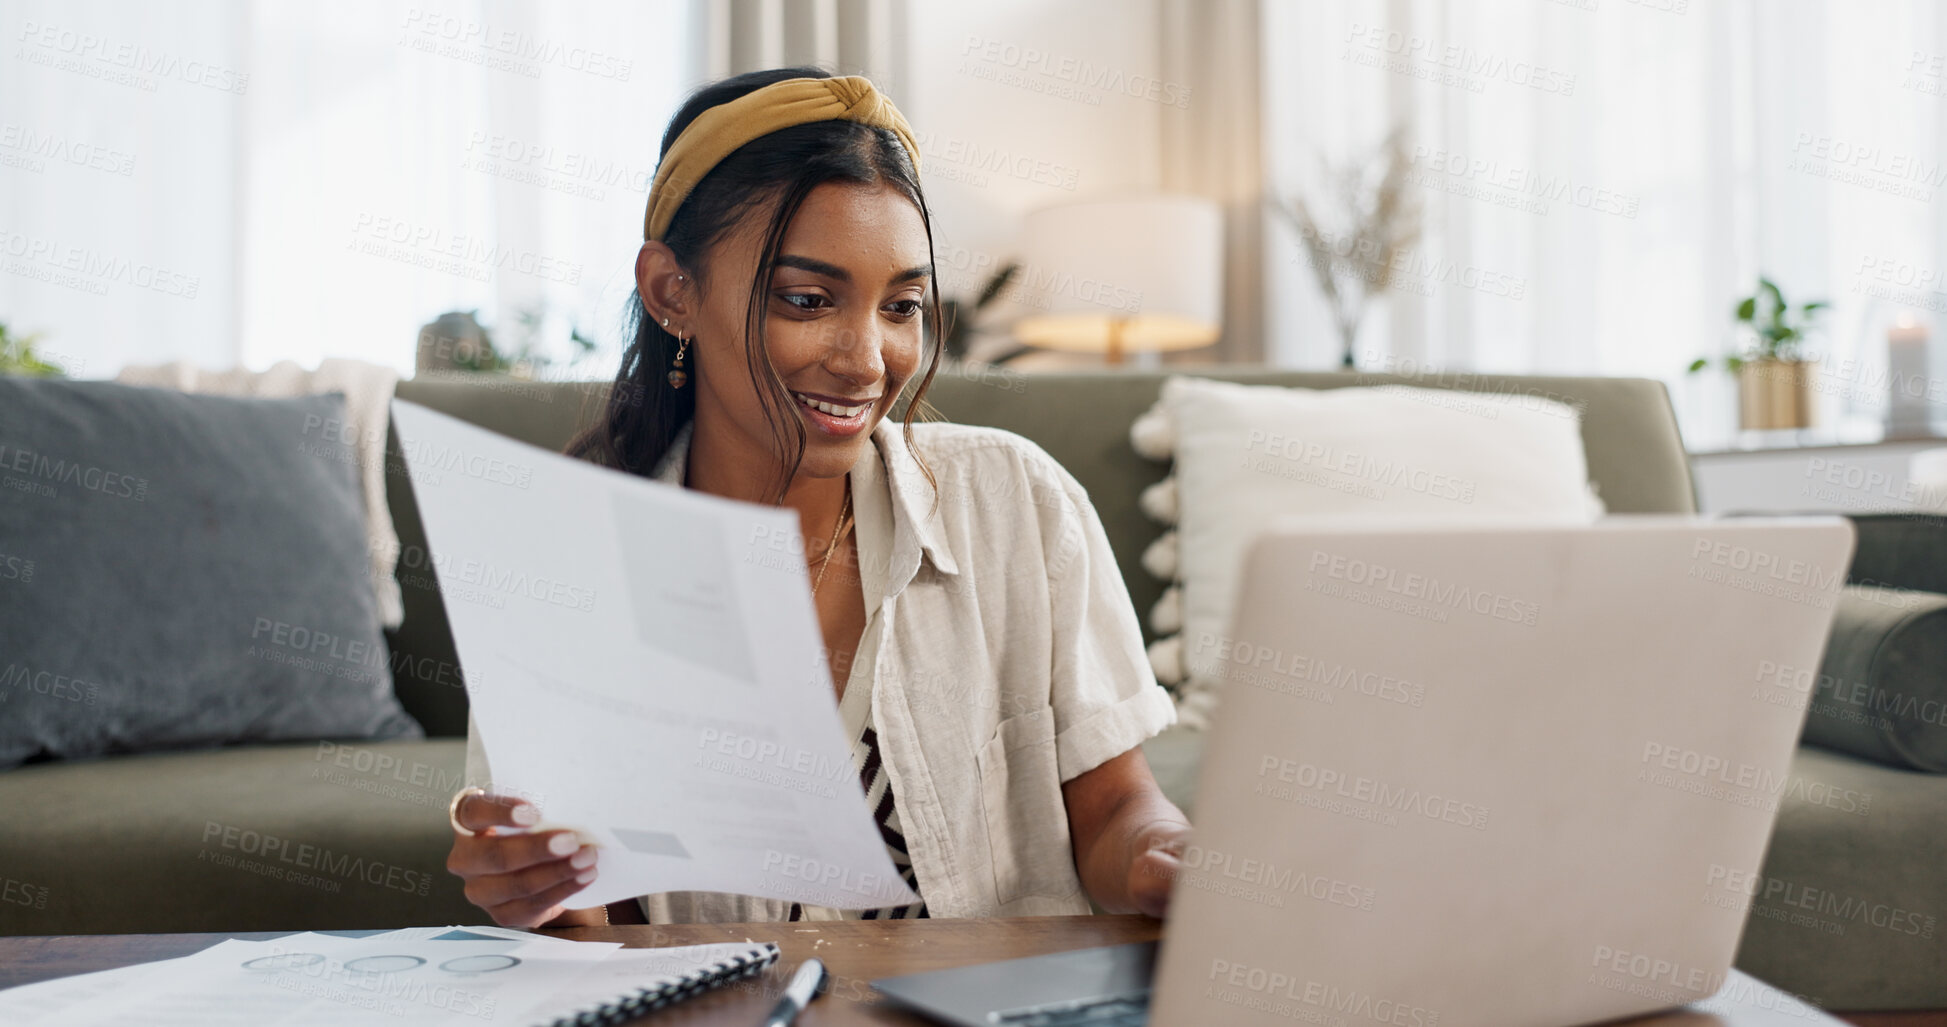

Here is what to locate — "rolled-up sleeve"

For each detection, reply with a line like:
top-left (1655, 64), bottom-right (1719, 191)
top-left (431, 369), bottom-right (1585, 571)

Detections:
top-left (1043, 466), bottom-right (1178, 782)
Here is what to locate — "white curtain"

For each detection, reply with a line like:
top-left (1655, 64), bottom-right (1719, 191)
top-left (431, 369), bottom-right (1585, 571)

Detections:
top-left (1262, 0), bottom-right (1947, 444)
top-left (1159, 0), bottom-right (1266, 365)
top-left (1, 0), bottom-right (249, 376)
top-left (706, 0), bottom-right (907, 92)
top-left (240, 1), bottom-right (697, 376)
top-left (3, 0), bottom-right (699, 377)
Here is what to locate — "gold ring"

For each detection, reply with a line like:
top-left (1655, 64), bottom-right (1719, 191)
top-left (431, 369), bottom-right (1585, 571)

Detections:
top-left (449, 786), bottom-right (486, 838)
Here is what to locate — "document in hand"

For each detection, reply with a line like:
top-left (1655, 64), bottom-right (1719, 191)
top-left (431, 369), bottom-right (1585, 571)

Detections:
top-left (391, 401), bottom-right (918, 911)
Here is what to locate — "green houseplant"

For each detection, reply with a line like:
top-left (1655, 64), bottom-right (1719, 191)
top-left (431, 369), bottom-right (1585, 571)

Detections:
top-left (1689, 277), bottom-right (1826, 430)
top-left (0, 322), bottom-right (65, 377)
top-left (415, 308), bottom-right (598, 379)
top-left (939, 261), bottom-right (1025, 365)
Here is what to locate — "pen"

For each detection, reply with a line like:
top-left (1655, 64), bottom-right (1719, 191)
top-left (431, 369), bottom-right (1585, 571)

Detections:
top-left (762, 957), bottom-right (828, 1027)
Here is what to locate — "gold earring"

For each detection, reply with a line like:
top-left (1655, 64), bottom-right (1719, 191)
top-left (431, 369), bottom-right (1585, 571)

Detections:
top-left (668, 331), bottom-right (690, 388)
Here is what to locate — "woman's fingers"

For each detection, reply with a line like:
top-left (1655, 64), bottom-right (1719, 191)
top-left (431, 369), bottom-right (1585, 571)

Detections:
top-left (455, 828), bottom-right (584, 877)
top-left (463, 849), bottom-right (599, 912)
top-left (1128, 846), bottom-right (1179, 919)
top-left (488, 871), bottom-right (602, 928)
top-left (446, 788), bottom-right (605, 925)
top-left (1127, 823), bottom-right (1190, 919)
top-left (455, 791), bottom-right (542, 834)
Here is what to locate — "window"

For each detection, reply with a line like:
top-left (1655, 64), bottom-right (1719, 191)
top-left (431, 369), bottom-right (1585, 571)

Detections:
top-left (3, 0), bottom-right (697, 377)
top-left (1262, 0), bottom-right (1947, 445)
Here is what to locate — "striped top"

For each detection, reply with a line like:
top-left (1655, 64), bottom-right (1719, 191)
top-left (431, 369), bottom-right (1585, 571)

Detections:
top-left (789, 722), bottom-right (926, 920)
top-left (854, 725), bottom-right (927, 918)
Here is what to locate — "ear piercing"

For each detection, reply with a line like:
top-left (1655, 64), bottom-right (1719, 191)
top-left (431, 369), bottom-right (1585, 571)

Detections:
top-left (659, 314), bottom-right (690, 388)
top-left (669, 328), bottom-right (690, 388)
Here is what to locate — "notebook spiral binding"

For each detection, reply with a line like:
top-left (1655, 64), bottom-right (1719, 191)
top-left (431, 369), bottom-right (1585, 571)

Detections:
top-left (538, 942), bottom-right (781, 1027)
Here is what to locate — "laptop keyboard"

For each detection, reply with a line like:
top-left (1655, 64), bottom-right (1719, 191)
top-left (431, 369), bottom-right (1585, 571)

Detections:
top-left (991, 993), bottom-right (1150, 1025)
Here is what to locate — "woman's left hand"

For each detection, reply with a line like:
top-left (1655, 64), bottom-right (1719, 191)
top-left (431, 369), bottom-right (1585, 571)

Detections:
top-left (1124, 820), bottom-right (1192, 919)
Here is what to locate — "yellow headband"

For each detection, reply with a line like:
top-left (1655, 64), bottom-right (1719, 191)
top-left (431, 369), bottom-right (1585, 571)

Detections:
top-left (642, 75), bottom-right (923, 241)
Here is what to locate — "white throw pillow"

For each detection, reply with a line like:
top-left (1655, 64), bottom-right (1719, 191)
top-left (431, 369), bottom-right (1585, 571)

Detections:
top-left (1142, 375), bottom-right (1603, 720)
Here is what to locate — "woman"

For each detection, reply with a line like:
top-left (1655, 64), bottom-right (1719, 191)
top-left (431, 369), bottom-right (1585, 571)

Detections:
top-left (445, 67), bottom-right (1190, 927)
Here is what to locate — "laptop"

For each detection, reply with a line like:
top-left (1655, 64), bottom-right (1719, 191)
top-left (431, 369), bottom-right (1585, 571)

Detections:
top-left (873, 517), bottom-right (1855, 1027)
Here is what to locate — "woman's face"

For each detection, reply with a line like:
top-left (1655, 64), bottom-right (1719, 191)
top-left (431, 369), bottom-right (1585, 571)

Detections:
top-left (689, 180), bottom-right (932, 483)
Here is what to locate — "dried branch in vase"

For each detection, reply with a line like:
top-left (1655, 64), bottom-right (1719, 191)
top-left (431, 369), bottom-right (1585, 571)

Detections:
top-left (1271, 127), bottom-right (1421, 368)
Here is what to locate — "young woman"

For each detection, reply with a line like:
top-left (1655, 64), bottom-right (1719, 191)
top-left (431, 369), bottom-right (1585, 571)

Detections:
top-left (445, 67), bottom-right (1190, 927)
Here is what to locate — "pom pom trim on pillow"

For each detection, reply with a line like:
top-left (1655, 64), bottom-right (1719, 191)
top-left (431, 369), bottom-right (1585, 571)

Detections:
top-left (1132, 392), bottom-right (1193, 715)
top-left (1141, 530), bottom-right (1179, 581)
top-left (1150, 583), bottom-right (1183, 635)
top-left (1130, 405), bottom-right (1175, 461)
top-left (1146, 635), bottom-right (1184, 685)
top-left (1139, 477), bottom-right (1178, 525)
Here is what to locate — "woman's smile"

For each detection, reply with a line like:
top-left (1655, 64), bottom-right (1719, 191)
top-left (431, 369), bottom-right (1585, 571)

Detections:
top-left (792, 390), bottom-right (880, 438)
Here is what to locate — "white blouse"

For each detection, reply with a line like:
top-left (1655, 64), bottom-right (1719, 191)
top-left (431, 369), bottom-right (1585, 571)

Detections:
top-left (466, 414), bottom-right (1176, 920)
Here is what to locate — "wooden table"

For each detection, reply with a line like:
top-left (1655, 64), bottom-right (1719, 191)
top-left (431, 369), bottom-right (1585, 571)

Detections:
top-left (1, 916), bottom-right (1941, 1026)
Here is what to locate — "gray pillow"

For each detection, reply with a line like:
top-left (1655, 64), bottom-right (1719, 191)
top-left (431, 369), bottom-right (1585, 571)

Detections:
top-left (0, 380), bottom-right (419, 767)
top-left (1804, 584), bottom-right (1947, 772)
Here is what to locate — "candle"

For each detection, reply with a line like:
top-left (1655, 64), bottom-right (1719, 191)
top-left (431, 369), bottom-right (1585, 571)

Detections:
top-left (1888, 315), bottom-right (1931, 434)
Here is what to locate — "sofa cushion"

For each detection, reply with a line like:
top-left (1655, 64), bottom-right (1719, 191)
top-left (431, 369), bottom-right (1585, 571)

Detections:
top-left (1132, 376), bottom-right (1600, 714)
top-left (1735, 745), bottom-right (1947, 1009)
top-left (1801, 585), bottom-right (1947, 772)
top-left (0, 381), bottom-right (419, 768)
top-left (0, 739), bottom-right (475, 935)
top-left (1847, 512), bottom-right (1947, 595)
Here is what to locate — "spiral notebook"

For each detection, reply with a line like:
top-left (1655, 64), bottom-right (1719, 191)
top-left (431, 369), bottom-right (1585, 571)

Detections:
top-left (530, 941), bottom-right (780, 1026)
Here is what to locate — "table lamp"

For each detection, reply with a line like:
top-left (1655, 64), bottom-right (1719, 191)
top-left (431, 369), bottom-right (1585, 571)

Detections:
top-left (1010, 194), bottom-right (1223, 365)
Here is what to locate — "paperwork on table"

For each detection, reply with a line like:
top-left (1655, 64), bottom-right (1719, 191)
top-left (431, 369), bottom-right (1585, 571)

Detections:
top-left (391, 401), bottom-right (916, 911)
top-left (0, 925), bottom-right (771, 1026)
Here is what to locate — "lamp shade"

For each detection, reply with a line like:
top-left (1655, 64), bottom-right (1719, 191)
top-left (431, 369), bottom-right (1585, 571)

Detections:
top-left (1011, 194), bottom-right (1223, 358)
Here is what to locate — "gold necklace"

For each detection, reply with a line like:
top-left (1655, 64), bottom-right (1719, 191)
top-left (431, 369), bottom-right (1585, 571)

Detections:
top-left (810, 478), bottom-right (854, 597)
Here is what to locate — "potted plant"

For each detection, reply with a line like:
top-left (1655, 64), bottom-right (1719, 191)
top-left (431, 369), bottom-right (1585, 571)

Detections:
top-left (1689, 277), bottom-right (1826, 430)
top-left (414, 307), bottom-right (598, 379)
top-left (939, 262), bottom-right (1026, 365)
top-left (0, 322), bottom-right (65, 377)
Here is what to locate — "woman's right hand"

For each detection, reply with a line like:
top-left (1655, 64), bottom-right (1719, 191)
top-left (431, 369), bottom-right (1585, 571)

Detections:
top-left (446, 791), bottom-right (600, 927)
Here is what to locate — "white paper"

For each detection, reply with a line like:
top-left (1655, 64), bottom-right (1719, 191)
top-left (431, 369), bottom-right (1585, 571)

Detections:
top-left (9, 937), bottom-right (345, 1026)
top-left (0, 946), bottom-right (209, 1024)
top-left (391, 401), bottom-right (917, 911)
top-left (33, 929), bottom-right (623, 1026)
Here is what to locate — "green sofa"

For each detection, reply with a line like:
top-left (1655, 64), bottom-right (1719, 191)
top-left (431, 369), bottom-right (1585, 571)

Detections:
top-left (2, 368), bottom-right (1938, 1010)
